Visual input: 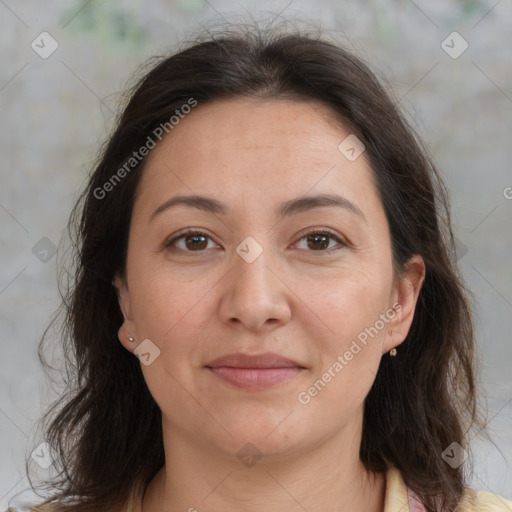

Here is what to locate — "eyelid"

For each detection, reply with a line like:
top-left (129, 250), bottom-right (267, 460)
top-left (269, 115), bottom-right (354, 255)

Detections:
top-left (293, 226), bottom-right (346, 243)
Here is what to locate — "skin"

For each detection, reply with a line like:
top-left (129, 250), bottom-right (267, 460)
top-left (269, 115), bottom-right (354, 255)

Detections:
top-left (114, 97), bottom-right (425, 512)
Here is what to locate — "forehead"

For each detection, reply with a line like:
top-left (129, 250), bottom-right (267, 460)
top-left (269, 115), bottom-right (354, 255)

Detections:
top-left (145, 97), bottom-right (352, 165)
top-left (136, 97), bottom-right (380, 216)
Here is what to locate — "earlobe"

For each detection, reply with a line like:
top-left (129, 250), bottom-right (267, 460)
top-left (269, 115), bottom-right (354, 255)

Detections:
top-left (117, 325), bottom-right (137, 353)
top-left (384, 254), bottom-right (426, 353)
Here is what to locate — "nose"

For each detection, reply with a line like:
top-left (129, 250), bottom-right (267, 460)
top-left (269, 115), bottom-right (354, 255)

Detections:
top-left (218, 243), bottom-right (291, 332)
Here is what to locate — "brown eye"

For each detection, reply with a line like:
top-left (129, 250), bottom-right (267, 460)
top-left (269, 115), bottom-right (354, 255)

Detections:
top-left (295, 230), bottom-right (346, 252)
top-left (165, 230), bottom-right (217, 253)
top-left (184, 233), bottom-right (208, 251)
top-left (307, 233), bottom-right (330, 250)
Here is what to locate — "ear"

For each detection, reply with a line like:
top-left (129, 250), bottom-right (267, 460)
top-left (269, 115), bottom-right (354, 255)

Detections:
top-left (383, 254), bottom-right (426, 354)
top-left (113, 273), bottom-right (137, 353)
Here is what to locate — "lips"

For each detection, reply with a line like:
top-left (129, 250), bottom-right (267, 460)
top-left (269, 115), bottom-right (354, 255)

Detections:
top-left (205, 353), bottom-right (306, 390)
top-left (206, 353), bottom-right (305, 369)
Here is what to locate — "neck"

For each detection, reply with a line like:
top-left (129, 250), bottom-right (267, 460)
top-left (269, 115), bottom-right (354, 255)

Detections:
top-left (142, 412), bottom-right (386, 512)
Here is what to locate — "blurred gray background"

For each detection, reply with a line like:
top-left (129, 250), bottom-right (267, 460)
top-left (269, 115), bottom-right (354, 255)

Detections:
top-left (1, 0), bottom-right (511, 509)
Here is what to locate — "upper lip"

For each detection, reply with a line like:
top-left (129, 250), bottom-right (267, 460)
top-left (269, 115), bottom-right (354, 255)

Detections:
top-left (206, 352), bottom-right (305, 369)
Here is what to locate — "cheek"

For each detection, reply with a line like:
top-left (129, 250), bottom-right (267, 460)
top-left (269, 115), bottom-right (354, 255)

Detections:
top-left (128, 259), bottom-right (218, 341)
top-left (132, 277), bottom-right (214, 413)
top-left (297, 265), bottom-right (393, 350)
top-left (292, 267), bottom-right (392, 409)
top-left (129, 268), bottom-right (225, 397)
top-left (293, 279), bottom-right (385, 404)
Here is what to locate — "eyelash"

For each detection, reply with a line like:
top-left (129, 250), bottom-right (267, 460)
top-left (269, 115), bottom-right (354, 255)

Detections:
top-left (164, 228), bottom-right (347, 255)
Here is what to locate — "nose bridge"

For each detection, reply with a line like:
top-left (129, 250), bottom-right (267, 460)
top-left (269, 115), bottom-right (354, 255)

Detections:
top-left (219, 234), bottom-right (290, 330)
top-left (234, 237), bottom-right (272, 293)
top-left (232, 234), bottom-right (276, 306)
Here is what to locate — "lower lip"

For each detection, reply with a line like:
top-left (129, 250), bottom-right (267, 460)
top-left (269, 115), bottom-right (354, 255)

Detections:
top-left (207, 367), bottom-right (303, 390)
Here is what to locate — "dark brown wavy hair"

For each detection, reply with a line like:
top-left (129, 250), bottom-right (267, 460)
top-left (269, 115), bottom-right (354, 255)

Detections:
top-left (31, 22), bottom-right (484, 512)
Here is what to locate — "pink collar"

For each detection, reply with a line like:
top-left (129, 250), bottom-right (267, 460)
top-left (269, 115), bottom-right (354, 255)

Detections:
top-left (407, 486), bottom-right (428, 512)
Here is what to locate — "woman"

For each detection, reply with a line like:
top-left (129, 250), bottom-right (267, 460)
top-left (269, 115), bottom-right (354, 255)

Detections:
top-left (28, 25), bottom-right (512, 512)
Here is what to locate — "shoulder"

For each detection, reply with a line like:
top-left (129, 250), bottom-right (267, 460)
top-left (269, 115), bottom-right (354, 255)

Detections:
top-left (23, 482), bottom-right (144, 512)
top-left (385, 465), bottom-right (512, 512)
top-left (456, 487), bottom-right (512, 512)
top-left (29, 505), bottom-right (57, 512)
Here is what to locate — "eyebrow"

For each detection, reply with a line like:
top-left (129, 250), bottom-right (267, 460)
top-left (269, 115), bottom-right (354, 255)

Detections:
top-left (150, 193), bottom-right (366, 222)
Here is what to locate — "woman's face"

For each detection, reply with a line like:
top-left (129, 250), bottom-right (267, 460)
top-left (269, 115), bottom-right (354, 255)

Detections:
top-left (115, 97), bottom-right (424, 461)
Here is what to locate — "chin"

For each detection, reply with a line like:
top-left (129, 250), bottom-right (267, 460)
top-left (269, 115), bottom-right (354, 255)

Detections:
top-left (218, 409), bottom-right (311, 455)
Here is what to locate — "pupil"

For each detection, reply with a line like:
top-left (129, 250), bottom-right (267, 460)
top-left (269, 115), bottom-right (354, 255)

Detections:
top-left (308, 234), bottom-right (328, 250)
top-left (186, 235), bottom-right (207, 250)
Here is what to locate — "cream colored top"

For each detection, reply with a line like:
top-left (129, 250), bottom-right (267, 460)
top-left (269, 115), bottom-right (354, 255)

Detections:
top-left (31, 466), bottom-right (512, 511)
top-left (122, 466), bottom-right (512, 512)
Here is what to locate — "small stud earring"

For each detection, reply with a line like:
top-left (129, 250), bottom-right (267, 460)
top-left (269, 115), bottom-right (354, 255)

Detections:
top-left (128, 337), bottom-right (135, 343)
top-left (389, 348), bottom-right (397, 356)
